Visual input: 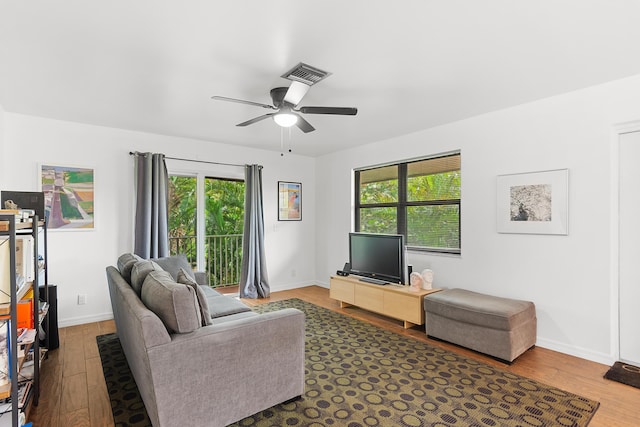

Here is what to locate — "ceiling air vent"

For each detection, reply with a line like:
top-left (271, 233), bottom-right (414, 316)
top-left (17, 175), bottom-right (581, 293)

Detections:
top-left (281, 62), bottom-right (332, 86)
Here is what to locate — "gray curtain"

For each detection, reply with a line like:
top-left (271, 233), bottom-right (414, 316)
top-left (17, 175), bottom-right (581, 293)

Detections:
top-left (134, 152), bottom-right (169, 259)
top-left (240, 164), bottom-right (270, 298)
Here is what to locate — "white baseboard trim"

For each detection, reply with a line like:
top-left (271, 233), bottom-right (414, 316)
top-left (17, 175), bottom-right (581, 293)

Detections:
top-left (315, 281), bottom-right (329, 289)
top-left (269, 281), bottom-right (327, 292)
top-left (59, 312), bottom-right (114, 328)
top-left (536, 337), bottom-right (614, 366)
top-left (56, 286), bottom-right (615, 367)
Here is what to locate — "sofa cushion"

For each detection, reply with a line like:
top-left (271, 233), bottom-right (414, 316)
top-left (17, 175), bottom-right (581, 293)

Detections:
top-left (177, 268), bottom-right (213, 326)
top-left (151, 254), bottom-right (194, 281)
top-left (200, 285), bottom-right (223, 298)
top-left (130, 260), bottom-right (164, 296)
top-left (423, 288), bottom-right (536, 331)
top-left (206, 293), bottom-right (252, 318)
top-left (141, 270), bottom-right (202, 334)
top-left (212, 310), bottom-right (259, 324)
top-left (117, 253), bottom-right (143, 283)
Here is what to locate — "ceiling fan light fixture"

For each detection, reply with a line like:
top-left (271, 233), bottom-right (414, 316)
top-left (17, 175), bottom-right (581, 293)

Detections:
top-left (273, 112), bottom-right (298, 127)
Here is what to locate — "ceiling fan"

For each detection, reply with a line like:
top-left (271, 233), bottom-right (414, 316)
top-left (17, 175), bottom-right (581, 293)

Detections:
top-left (211, 63), bottom-right (358, 133)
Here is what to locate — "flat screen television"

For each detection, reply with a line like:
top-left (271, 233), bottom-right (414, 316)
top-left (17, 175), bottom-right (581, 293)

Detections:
top-left (349, 232), bottom-right (407, 284)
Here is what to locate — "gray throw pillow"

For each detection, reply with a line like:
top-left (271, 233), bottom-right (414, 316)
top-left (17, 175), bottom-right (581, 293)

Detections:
top-left (141, 270), bottom-right (202, 334)
top-left (117, 253), bottom-right (143, 283)
top-left (177, 268), bottom-right (213, 326)
top-left (151, 254), bottom-right (195, 281)
top-left (130, 260), bottom-right (163, 296)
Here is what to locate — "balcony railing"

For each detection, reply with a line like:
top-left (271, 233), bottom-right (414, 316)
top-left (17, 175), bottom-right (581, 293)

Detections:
top-left (169, 234), bottom-right (242, 288)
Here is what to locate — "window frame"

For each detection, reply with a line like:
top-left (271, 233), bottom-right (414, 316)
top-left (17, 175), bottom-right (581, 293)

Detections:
top-left (167, 160), bottom-right (245, 271)
top-left (354, 152), bottom-right (461, 255)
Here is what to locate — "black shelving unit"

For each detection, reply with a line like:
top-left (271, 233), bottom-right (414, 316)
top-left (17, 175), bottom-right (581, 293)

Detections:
top-left (0, 214), bottom-right (48, 427)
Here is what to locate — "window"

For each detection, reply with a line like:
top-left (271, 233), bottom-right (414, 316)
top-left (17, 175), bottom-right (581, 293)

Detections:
top-left (168, 174), bottom-right (245, 287)
top-left (355, 152), bottom-right (461, 254)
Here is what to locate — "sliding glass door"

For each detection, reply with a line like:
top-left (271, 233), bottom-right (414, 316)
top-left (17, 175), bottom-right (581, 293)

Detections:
top-left (168, 174), bottom-right (245, 288)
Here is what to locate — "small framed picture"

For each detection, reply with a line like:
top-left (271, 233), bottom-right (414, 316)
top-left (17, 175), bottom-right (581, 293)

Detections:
top-left (496, 169), bottom-right (568, 235)
top-left (278, 181), bottom-right (301, 221)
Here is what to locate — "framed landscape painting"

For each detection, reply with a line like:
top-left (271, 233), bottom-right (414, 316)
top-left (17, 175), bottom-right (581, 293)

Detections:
top-left (40, 164), bottom-right (95, 230)
top-left (278, 181), bottom-right (301, 221)
top-left (496, 169), bottom-right (568, 235)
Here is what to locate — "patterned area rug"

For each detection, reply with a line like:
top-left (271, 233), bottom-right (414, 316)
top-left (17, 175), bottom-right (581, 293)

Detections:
top-left (97, 298), bottom-right (599, 427)
top-left (96, 333), bottom-right (152, 427)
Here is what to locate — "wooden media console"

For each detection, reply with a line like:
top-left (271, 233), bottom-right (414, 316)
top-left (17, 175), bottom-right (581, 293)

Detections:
top-left (329, 275), bottom-right (440, 328)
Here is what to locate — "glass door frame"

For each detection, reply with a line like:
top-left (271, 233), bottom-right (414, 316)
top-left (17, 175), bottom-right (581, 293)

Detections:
top-left (167, 160), bottom-right (244, 274)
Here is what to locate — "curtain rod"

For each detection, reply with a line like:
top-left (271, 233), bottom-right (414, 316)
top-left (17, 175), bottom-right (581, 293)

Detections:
top-left (129, 151), bottom-right (253, 168)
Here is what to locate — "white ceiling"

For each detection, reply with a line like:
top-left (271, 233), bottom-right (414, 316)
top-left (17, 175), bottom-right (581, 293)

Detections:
top-left (2, 1), bottom-right (640, 157)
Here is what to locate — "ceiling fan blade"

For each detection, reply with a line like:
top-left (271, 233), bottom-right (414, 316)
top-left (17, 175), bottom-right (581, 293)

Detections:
top-left (211, 95), bottom-right (276, 110)
top-left (295, 114), bottom-right (315, 133)
top-left (283, 81), bottom-right (311, 106)
top-left (237, 113), bottom-right (275, 127)
top-left (298, 106), bottom-right (358, 115)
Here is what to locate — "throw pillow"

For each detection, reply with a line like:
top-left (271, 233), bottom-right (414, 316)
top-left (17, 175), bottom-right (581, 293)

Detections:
top-left (117, 253), bottom-right (143, 283)
top-left (151, 254), bottom-right (195, 281)
top-left (141, 270), bottom-right (202, 334)
top-left (177, 268), bottom-right (213, 326)
top-left (130, 260), bottom-right (163, 296)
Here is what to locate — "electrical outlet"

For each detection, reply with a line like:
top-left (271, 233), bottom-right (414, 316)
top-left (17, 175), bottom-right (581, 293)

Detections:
top-left (77, 294), bottom-right (87, 305)
top-left (291, 269), bottom-right (296, 278)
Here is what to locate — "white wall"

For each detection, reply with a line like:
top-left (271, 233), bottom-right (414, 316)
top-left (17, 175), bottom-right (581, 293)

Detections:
top-left (316, 73), bottom-right (640, 365)
top-left (5, 73), bottom-right (640, 364)
top-left (0, 104), bottom-right (5, 187)
top-left (1, 114), bottom-right (316, 326)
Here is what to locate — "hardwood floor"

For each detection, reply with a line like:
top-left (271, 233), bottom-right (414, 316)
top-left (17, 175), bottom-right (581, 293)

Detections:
top-left (29, 285), bottom-right (639, 426)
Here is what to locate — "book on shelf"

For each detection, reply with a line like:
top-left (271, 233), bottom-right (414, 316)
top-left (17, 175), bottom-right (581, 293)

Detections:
top-left (0, 238), bottom-right (9, 305)
top-left (14, 236), bottom-right (34, 282)
top-left (0, 235), bottom-right (29, 307)
top-left (0, 209), bottom-right (34, 222)
top-left (16, 300), bottom-right (33, 330)
top-left (0, 381), bottom-right (32, 411)
top-left (15, 347), bottom-right (45, 382)
top-left (0, 324), bottom-right (7, 388)
top-left (17, 329), bottom-right (35, 346)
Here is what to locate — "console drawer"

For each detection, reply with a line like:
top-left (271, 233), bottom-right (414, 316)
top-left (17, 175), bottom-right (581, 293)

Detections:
top-left (355, 285), bottom-right (384, 313)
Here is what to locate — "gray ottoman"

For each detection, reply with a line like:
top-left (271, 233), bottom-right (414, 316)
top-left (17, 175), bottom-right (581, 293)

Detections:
top-left (424, 288), bottom-right (536, 362)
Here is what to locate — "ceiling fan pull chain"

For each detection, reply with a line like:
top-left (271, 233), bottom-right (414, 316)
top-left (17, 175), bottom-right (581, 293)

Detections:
top-left (280, 127), bottom-right (284, 156)
top-left (288, 127), bottom-right (293, 153)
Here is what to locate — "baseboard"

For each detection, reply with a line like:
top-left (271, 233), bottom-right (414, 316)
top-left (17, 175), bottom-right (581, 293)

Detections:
top-left (56, 290), bottom-right (615, 367)
top-left (269, 281), bottom-right (327, 292)
top-left (59, 312), bottom-right (114, 328)
top-left (536, 337), bottom-right (614, 366)
top-left (58, 282), bottom-right (326, 326)
top-left (315, 280), bottom-right (329, 289)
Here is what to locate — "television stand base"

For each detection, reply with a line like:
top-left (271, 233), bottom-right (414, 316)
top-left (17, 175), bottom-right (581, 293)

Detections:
top-left (358, 276), bottom-right (388, 285)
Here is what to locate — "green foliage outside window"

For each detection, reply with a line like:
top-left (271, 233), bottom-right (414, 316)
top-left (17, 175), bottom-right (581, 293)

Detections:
top-left (168, 176), bottom-right (245, 286)
top-left (407, 171), bottom-right (460, 201)
top-left (356, 154), bottom-right (461, 253)
top-left (169, 176), bottom-right (197, 240)
top-left (204, 177), bottom-right (244, 236)
top-left (359, 207), bottom-right (397, 234)
top-left (168, 176), bottom-right (245, 239)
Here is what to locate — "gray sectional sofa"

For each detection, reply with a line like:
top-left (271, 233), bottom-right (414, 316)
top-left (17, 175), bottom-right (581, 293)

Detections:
top-left (106, 253), bottom-right (305, 427)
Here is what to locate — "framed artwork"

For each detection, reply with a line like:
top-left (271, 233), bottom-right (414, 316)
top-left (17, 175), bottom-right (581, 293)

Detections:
top-left (40, 164), bottom-right (95, 230)
top-left (496, 169), bottom-right (568, 235)
top-left (278, 181), bottom-right (302, 221)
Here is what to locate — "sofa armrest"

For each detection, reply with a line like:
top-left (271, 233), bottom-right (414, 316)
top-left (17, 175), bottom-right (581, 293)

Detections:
top-left (146, 308), bottom-right (305, 426)
top-left (193, 271), bottom-right (208, 286)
